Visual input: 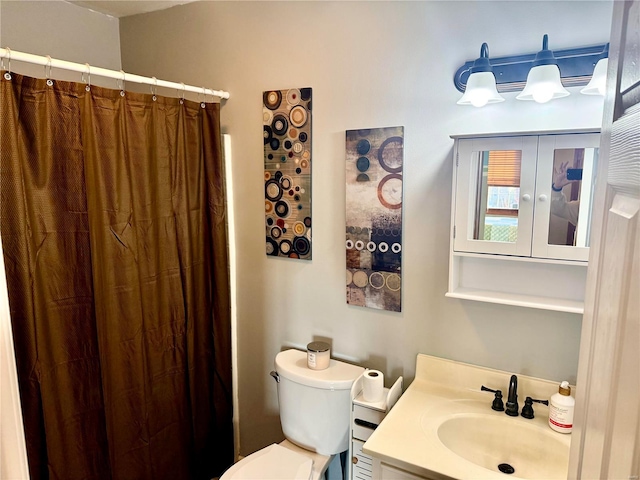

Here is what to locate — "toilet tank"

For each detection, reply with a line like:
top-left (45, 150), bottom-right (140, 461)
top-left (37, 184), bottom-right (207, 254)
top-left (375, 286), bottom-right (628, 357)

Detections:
top-left (274, 349), bottom-right (364, 456)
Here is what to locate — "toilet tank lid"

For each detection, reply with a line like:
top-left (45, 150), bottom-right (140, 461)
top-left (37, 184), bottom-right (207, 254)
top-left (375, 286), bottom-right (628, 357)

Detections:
top-left (275, 349), bottom-right (364, 390)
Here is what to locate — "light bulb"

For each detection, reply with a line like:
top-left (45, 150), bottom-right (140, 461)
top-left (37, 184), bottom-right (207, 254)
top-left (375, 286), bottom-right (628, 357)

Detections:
top-left (467, 89), bottom-right (491, 107)
top-left (532, 87), bottom-right (554, 104)
top-left (471, 95), bottom-right (489, 108)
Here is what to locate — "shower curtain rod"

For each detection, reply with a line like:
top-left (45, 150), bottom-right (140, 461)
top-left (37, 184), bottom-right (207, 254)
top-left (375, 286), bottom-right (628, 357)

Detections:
top-left (0, 47), bottom-right (230, 100)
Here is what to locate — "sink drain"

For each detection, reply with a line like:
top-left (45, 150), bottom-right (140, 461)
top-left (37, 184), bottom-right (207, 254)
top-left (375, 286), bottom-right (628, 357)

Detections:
top-left (498, 463), bottom-right (515, 475)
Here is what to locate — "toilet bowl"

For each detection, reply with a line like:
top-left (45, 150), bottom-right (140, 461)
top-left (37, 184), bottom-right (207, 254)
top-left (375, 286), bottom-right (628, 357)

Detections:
top-left (221, 349), bottom-right (364, 480)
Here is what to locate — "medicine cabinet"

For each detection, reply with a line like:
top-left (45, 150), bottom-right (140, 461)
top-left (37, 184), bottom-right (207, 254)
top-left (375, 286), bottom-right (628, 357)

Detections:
top-left (447, 130), bottom-right (600, 314)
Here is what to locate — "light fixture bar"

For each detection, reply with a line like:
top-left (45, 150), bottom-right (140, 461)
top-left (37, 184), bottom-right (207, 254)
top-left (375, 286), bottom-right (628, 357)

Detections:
top-left (454, 43), bottom-right (608, 93)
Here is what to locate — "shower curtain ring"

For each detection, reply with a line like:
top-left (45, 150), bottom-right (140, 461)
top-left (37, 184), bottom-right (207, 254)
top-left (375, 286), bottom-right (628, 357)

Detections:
top-left (45, 55), bottom-right (53, 86)
top-left (200, 86), bottom-right (206, 108)
top-left (119, 70), bottom-right (126, 96)
top-left (2, 47), bottom-right (11, 80)
top-left (82, 63), bottom-right (91, 91)
top-left (151, 76), bottom-right (157, 101)
top-left (180, 82), bottom-right (185, 104)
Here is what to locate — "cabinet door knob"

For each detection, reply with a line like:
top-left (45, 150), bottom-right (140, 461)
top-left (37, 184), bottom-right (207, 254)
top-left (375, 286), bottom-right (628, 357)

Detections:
top-left (538, 194), bottom-right (548, 202)
top-left (522, 194), bottom-right (531, 202)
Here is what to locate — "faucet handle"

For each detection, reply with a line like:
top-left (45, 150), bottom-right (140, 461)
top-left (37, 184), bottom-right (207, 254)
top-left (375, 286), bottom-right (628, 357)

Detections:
top-left (521, 396), bottom-right (549, 419)
top-left (481, 385), bottom-right (505, 411)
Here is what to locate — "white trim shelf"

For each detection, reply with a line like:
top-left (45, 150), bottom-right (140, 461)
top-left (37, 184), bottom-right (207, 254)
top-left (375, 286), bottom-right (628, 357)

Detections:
top-left (452, 250), bottom-right (587, 267)
top-left (445, 288), bottom-right (584, 314)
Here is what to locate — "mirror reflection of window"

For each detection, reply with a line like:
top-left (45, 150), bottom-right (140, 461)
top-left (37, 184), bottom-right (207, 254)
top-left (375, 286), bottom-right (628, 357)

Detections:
top-left (472, 150), bottom-right (521, 243)
top-left (549, 148), bottom-right (598, 247)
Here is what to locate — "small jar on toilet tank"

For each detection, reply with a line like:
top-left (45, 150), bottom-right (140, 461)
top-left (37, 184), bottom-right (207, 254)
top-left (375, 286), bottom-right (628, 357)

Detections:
top-left (307, 342), bottom-right (330, 370)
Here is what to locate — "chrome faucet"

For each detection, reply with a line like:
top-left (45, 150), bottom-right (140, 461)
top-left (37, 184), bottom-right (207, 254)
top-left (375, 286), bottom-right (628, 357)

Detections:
top-left (505, 374), bottom-right (519, 416)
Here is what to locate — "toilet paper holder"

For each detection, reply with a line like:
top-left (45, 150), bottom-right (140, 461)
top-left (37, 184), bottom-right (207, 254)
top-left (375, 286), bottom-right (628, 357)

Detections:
top-left (352, 371), bottom-right (404, 410)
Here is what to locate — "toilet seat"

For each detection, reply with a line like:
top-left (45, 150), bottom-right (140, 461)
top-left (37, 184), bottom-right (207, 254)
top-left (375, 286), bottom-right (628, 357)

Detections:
top-left (220, 443), bottom-right (313, 480)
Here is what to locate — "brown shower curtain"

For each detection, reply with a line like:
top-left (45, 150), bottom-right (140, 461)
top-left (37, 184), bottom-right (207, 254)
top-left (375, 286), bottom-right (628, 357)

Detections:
top-left (0, 72), bottom-right (233, 480)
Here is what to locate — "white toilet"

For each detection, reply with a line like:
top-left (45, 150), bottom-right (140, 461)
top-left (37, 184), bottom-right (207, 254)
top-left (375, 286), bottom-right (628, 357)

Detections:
top-left (221, 348), bottom-right (364, 480)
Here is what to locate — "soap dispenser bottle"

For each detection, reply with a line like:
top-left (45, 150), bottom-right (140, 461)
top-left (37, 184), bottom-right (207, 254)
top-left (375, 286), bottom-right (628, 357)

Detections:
top-left (549, 381), bottom-right (575, 433)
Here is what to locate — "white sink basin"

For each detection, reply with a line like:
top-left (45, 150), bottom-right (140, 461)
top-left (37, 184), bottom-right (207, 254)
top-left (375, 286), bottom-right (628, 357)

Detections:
top-left (437, 414), bottom-right (569, 479)
top-left (363, 355), bottom-right (573, 480)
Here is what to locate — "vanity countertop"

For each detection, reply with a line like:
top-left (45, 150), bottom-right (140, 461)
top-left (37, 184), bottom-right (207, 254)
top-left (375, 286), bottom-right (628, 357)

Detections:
top-left (362, 354), bottom-right (572, 480)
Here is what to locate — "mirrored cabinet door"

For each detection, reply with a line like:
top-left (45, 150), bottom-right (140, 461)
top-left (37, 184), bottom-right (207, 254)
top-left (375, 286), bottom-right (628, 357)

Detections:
top-left (532, 133), bottom-right (600, 261)
top-left (453, 136), bottom-right (538, 256)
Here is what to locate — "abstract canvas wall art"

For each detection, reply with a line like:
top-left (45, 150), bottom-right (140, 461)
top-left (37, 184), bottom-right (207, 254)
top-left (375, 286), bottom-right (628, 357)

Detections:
top-left (345, 127), bottom-right (404, 312)
top-left (263, 88), bottom-right (312, 260)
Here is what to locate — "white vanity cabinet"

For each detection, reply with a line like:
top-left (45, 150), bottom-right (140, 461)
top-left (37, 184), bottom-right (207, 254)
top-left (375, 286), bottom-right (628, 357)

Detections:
top-left (448, 130), bottom-right (600, 314)
top-left (362, 354), bottom-right (570, 480)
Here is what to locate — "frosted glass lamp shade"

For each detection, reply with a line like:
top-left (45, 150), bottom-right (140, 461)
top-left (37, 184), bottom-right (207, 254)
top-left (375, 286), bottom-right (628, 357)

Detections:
top-left (457, 72), bottom-right (505, 107)
top-left (516, 64), bottom-right (570, 103)
top-left (581, 58), bottom-right (608, 96)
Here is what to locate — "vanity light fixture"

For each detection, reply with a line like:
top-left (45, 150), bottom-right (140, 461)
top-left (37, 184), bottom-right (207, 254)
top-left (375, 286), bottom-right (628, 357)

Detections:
top-left (453, 37), bottom-right (608, 107)
top-left (581, 43), bottom-right (609, 96)
top-left (456, 43), bottom-right (505, 107)
top-left (516, 35), bottom-right (569, 103)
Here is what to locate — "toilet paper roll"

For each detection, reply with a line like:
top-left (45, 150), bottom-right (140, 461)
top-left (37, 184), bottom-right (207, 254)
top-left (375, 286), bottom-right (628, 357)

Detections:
top-left (362, 370), bottom-right (384, 403)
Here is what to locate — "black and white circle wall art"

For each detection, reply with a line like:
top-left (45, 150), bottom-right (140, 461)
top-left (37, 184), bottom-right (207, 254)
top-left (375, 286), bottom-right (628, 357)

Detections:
top-left (345, 126), bottom-right (404, 312)
top-left (263, 88), bottom-right (312, 260)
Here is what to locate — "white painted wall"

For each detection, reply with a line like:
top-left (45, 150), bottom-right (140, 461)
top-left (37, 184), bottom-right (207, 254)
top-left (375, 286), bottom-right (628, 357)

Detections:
top-left (0, 2), bottom-right (121, 477)
top-left (120, 0), bottom-right (613, 457)
top-left (0, 0), bottom-right (121, 78)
